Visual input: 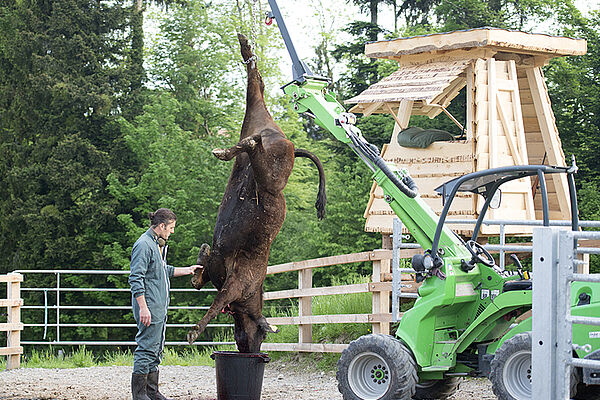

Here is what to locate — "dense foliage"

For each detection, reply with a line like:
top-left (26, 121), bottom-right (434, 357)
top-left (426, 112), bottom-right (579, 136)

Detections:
top-left (0, 0), bottom-right (599, 345)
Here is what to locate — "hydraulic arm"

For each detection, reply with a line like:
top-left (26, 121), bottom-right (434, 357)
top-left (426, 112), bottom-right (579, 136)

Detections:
top-left (266, 0), bottom-right (467, 258)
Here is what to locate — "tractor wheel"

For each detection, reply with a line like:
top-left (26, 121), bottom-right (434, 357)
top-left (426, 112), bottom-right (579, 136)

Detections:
top-left (413, 378), bottom-right (461, 399)
top-left (337, 334), bottom-right (418, 400)
top-left (490, 332), bottom-right (578, 400)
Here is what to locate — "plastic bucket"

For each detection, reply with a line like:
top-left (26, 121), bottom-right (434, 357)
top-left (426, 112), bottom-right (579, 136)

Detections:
top-left (211, 351), bottom-right (271, 400)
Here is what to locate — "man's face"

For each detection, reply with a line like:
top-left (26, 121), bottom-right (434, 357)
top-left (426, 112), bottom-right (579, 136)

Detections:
top-left (157, 220), bottom-right (176, 240)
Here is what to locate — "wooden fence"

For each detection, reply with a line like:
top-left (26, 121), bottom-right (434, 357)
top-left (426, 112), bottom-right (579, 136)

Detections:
top-left (261, 248), bottom-right (421, 353)
top-left (1, 273), bottom-right (23, 369)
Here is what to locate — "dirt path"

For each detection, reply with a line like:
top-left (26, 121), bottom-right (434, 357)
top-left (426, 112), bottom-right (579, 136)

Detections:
top-left (0, 364), bottom-right (495, 399)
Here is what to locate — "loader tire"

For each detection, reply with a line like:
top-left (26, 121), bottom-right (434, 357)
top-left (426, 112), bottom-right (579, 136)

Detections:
top-left (490, 332), bottom-right (577, 400)
top-left (337, 334), bottom-right (417, 400)
top-left (413, 377), bottom-right (460, 399)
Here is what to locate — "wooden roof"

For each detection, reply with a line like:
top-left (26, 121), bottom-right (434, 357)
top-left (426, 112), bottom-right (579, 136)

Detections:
top-left (345, 59), bottom-right (470, 116)
top-left (365, 28), bottom-right (587, 62)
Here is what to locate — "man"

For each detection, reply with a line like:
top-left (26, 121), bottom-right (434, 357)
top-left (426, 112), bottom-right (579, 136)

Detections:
top-left (129, 208), bottom-right (201, 400)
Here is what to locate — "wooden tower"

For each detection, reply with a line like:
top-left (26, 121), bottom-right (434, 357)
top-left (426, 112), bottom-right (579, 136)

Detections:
top-left (347, 28), bottom-right (586, 236)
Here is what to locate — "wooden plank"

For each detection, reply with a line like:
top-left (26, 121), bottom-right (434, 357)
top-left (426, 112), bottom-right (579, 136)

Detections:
top-left (265, 284), bottom-right (370, 300)
top-left (488, 58), bottom-right (498, 169)
top-left (298, 268), bottom-right (312, 344)
top-left (261, 343), bottom-right (349, 353)
top-left (266, 313), bottom-right (392, 326)
top-left (0, 346), bottom-right (23, 356)
top-left (0, 323), bottom-right (23, 332)
top-left (0, 299), bottom-right (23, 307)
top-left (526, 67), bottom-right (571, 217)
top-left (390, 100), bottom-right (413, 144)
top-left (466, 65), bottom-right (475, 139)
top-left (496, 95), bottom-right (525, 165)
top-left (0, 274), bottom-right (23, 283)
top-left (365, 29), bottom-right (586, 60)
top-left (267, 252), bottom-right (373, 274)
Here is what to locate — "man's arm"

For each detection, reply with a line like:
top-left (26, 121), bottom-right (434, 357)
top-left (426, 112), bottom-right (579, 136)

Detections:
top-left (172, 265), bottom-right (202, 277)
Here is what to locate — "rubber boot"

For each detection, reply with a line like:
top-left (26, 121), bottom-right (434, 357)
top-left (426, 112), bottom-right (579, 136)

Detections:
top-left (147, 370), bottom-right (172, 400)
top-left (131, 373), bottom-right (151, 400)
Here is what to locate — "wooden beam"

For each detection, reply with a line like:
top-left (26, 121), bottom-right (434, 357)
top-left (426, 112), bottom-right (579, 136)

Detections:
top-left (0, 274), bottom-right (23, 283)
top-left (496, 94), bottom-right (525, 165)
top-left (0, 323), bottom-right (23, 332)
top-left (362, 102), bottom-right (383, 117)
top-left (261, 343), bottom-right (349, 353)
top-left (488, 58), bottom-right (498, 169)
top-left (526, 67), bottom-right (571, 216)
top-left (390, 100), bottom-right (413, 144)
top-left (264, 282), bottom-right (393, 301)
top-left (266, 313), bottom-right (392, 326)
top-left (0, 299), bottom-right (23, 307)
top-left (298, 268), bottom-right (312, 344)
top-left (428, 104), bottom-right (464, 131)
top-left (385, 103), bottom-right (405, 129)
top-left (0, 346), bottom-right (23, 356)
top-left (365, 29), bottom-right (586, 60)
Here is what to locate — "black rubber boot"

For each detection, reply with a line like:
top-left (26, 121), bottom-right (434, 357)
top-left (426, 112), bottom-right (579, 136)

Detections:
top-left (147, 370), bottom-right (172, 400)
top-left (131, 373), bottom-right (151, 400)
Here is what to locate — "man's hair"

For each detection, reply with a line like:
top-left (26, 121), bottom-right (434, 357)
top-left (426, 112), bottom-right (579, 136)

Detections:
top-left (149, 208), bottom-right (177, 228)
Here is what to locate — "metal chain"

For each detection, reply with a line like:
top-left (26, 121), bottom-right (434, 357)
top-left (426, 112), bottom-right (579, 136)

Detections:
top-left (244, 0), bottom-right (259, 64)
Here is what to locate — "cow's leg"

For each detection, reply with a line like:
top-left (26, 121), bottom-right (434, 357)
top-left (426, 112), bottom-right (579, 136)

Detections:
top-left (187, 279), bottom-right (243, 345)
top-left (191, 244), bottom-right (211, 290)
top-left (213, 133), bottom-right (262, 161)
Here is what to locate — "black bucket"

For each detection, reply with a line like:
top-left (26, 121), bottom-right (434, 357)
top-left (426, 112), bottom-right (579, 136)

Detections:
top-left (211, 351), bottom-right (270, 400)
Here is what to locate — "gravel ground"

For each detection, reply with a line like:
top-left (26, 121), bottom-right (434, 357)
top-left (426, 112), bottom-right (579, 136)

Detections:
top-left (0, 363), bottom-right (495, 399)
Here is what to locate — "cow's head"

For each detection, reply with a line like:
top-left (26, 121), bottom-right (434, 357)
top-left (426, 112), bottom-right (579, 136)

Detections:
top-left (233, 314), bottom-right (278, 353)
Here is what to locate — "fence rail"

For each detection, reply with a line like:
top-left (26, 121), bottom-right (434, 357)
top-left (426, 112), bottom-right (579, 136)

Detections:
top-left (1, 273), bottom-right (23, 369)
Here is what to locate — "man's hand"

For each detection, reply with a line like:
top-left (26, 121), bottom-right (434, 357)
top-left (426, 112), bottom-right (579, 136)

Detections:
top-left (188, 265), bottom-right (202, 275)
top-left (139, 306), bottom-right (151, 327)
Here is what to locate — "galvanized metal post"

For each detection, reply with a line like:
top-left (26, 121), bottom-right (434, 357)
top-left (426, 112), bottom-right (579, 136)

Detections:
top-left (557, 229), bottom-right (575, 400)
top-left (532, 226), bottom-right (559, 400)
top-left (392, 218), bottom-right (402, 322)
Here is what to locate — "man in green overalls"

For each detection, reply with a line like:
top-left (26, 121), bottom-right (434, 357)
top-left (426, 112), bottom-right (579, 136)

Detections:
top-left (129, 208), bottom-right (201, 400)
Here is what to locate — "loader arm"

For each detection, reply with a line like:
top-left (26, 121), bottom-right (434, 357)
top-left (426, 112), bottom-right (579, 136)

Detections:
top-left (265, 12), bottom-right (467, 256)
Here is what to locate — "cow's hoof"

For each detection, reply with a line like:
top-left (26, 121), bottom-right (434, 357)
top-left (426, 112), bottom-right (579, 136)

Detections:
top-left (187, 330), bottom-right (198, 345)
top-left (212, 148), bottom-right (229, 160)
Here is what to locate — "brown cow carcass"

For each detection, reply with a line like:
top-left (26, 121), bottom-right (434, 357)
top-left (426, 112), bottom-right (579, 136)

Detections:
top-left (186, 34), bottom-right (326, 353)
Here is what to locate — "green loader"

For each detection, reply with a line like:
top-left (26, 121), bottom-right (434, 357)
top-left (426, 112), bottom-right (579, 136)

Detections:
top-left (264, 1), bottom-right (600, 398)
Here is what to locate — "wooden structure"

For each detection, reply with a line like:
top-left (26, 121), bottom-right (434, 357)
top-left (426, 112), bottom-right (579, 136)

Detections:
top-left (346, 28), bottom-right (586, 235)
top-left (1, 273), bottom-right (23, 369)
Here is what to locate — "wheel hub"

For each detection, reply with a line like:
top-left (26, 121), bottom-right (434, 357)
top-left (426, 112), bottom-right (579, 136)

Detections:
top-left (348, 352), bottom-right (391, 399)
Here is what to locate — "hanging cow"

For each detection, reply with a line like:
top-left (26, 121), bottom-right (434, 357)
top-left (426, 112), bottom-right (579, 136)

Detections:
top-left (187, 34), bottom-right (326, 352)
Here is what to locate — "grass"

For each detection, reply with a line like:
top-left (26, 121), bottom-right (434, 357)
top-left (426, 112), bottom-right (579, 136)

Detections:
top-left (2, 331), bottom-right (238, 371)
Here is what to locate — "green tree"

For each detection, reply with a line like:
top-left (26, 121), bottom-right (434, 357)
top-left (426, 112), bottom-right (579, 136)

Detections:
top-left (0, 0), bottom-right (132, 272)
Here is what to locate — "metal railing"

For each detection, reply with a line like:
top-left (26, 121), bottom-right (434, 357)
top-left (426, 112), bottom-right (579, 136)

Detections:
top-left (532, 228), bottom-right (600, 400)
top-left (13, 269), bottom-right (233, 346)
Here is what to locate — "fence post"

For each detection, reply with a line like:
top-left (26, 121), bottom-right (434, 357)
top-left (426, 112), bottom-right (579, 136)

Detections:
top-left (298, 268), bottom-right (312, 345)
top-left (372, 252), bottom-right (390, 335)
top-left (1, 273), bottom-right (23, 370)
top-left (532, 227), bottom-right (559, 400)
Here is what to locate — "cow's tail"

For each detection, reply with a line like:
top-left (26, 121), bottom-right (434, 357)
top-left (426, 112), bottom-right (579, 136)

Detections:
top-left (295, 148), bottom-right (326, 219)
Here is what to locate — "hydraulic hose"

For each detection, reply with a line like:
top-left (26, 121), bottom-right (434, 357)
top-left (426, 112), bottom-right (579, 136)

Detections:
top-left (345, 126), bottom-right (418, 198)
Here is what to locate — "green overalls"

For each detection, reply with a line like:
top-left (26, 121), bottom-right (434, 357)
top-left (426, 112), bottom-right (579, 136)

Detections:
top-left (129, 228), bottom-right (175, 374)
